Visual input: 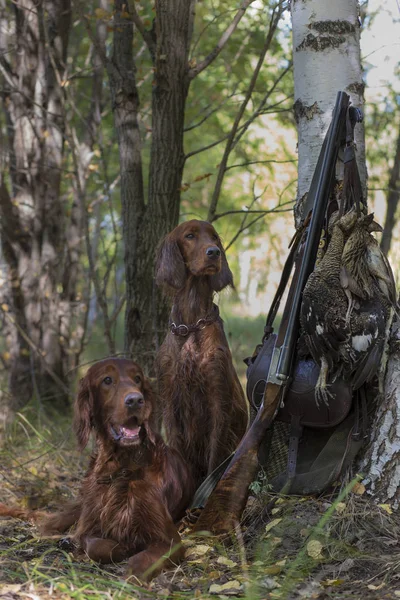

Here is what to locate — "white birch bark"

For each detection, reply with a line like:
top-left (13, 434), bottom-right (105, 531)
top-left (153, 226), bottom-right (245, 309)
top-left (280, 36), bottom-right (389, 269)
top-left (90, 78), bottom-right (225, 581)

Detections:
top-left (291, 0), bottom-right (365, 225)
top-left (361, 318), bottom-right (400, 506)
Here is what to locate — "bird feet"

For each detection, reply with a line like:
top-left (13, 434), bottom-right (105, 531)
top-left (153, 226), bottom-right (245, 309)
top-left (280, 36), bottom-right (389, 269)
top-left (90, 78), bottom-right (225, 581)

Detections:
top-left (315, 357), bottom-right (332, 408)
top-left (315, 385), bottom-right (334, 408)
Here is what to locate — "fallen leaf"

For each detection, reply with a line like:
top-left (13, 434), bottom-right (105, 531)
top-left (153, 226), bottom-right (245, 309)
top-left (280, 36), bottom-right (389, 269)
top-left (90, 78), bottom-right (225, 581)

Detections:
top-left (270, 537), bottom-right (282, 547)
top-left (264, 565), bottom-right (282, 575)
top-left (352, 482), bottom-right (365, 495)
top-left (265, 518), bottom-right (282, 533)
top-left (261, 577), bottom-right (281, 591)
top-left (0, 585), bottom-right (22, 594)
top-left (321, 579), bottom-right (345, 587)
top-left (276, 559), bottom-right (286, 566)
top-left (208, 571), bottom-right (221, 579)
top-left (339, 558), bottom-right (355, 572)
top-left (209, 580), bottom-right (241, 595)
top-left (335, 502), bottom-right (346, 514)
top-left (217, 556), bottom-right (237, 568)
top-left (367, 582), bottom-right (385, 590)
top-left (271, 507), bottom-right (281, 515)
top-left (394, 591), bottom-right (400, 597)
top-left (306, 539), bottom-right (323, 560)
top-left (185, 544), bottom-right (212, 559)
top-left (378, 503), bottom-right (393, 515)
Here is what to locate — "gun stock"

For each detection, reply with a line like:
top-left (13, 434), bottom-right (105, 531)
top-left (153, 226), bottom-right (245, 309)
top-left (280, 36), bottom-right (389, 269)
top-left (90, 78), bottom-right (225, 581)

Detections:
top-left (194, 91), bottom-right (350, 535)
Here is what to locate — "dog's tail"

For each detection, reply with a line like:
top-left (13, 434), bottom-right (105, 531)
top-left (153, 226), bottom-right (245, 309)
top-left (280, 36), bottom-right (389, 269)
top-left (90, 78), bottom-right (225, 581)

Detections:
top-left (0, 501), bottom-right (80, 536)
top-left (0, 502), bottom-right (48, 522)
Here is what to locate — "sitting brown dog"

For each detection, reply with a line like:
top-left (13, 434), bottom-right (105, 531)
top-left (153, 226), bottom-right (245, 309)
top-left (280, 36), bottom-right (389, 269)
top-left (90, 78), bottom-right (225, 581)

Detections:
top-left (155, 220), bottom-right (249, 489)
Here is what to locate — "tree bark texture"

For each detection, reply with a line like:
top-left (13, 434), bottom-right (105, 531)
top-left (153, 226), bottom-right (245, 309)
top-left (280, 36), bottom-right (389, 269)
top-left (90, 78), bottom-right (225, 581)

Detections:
top-left (291, 0), bottom-right (365, 226)
top-left (0, 0), bottom-right (106, 425)
top-left (109, 0), bottom-right (193, 371)
top-left (0, 0), bottom-right (72, 411)
top-left (361, 317), bottom-right (400, 507)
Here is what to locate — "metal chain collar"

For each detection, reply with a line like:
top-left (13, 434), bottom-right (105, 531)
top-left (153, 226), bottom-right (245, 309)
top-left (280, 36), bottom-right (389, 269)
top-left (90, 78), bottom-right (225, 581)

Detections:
top-left (170, 304), bottom-right (220, 337)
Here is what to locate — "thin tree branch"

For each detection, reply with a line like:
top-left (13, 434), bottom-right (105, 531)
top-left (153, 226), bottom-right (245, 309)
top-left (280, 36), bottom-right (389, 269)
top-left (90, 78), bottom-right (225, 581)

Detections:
top-left (213, 202), bottom-right (293, 221)
top-left (190, 8), bottom-right (236, 58)
top-left (231, 63), bottom-right (292, 150)
top-left (188, 0), bottom-right (255, 80)
top-left (184, 87), bottom-right (238, 132)
top-left (207, 1), bottom-right (286, 221)
top-left (225, 158), bottom-right (297, 172)
top-left (185, 131), bottom-right (233, 159)
top-left (126, 0), bottom-right (156, 60)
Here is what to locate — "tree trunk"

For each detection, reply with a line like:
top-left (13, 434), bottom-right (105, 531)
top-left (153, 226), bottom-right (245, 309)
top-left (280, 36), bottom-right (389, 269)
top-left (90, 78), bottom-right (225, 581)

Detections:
top-left (361, 318), bottom-right (400, 506)
top-left (380, 123), bottom-right (400, 256)
top-left (109, 0), bottom-right (193, 372)
top-left (291, 0), bottom-right (365, 225)
top-left (292, 0), bottom-right (400, 506)
top-left (0, 0), bottom-right (73, 411)
top-left (0, 0), bottom-right (106, 430)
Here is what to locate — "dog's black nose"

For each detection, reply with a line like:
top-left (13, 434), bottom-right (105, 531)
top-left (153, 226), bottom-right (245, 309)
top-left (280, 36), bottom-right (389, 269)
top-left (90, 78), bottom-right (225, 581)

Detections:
top-left (124, 393), bottom-right (144, 408)
top-left (206, 246), bottom-right (221, 258)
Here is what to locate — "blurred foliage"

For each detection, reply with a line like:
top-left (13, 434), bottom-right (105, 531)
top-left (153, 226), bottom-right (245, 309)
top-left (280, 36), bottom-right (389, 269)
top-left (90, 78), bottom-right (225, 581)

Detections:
top-left (1, 0), bottom-right (398, 379)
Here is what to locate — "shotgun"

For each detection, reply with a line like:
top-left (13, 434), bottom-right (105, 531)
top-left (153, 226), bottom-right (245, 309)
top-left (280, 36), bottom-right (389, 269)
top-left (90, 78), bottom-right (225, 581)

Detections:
top-left (194, 91), bottom-right (350, 535)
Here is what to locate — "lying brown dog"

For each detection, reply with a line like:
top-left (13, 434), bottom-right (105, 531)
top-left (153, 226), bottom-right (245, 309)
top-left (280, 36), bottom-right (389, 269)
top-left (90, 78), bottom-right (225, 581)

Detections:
top-left (1, 358), bottom-right (194, 581)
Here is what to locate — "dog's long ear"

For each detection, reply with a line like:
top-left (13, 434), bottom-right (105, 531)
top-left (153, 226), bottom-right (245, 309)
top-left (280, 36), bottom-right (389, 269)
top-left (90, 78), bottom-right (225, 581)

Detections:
top-left (210, 247), bottom-right (234, 292)
top-left (155, 234), bottom-right (187, 290)
top-left (73, 374), bottom-right (93, 450)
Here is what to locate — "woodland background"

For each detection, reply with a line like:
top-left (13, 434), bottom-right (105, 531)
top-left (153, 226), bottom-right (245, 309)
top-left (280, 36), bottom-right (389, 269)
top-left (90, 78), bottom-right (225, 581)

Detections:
top-left (0, 0), bottom-right (398, 424)
top-left (0, 0), bottom-right (400, 598)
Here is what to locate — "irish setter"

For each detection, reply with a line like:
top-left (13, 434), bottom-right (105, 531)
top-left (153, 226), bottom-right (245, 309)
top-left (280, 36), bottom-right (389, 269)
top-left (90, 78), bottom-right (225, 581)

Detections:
top-left (155, 220), bottom-right (249, 489)
top-left (1, 358), bottom-right (194, 581)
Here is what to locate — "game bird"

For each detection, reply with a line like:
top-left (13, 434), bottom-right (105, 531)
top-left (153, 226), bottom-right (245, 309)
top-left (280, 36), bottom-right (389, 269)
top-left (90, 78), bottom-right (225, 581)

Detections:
top-left (300, 209), bottom-right (394, 407)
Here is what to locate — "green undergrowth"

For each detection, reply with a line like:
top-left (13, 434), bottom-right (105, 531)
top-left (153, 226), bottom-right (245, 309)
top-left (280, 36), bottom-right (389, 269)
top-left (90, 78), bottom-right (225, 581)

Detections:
top-left (2, 429), bottom-right (400, 600)
top-left (1, 364), bottom-right (400, 598)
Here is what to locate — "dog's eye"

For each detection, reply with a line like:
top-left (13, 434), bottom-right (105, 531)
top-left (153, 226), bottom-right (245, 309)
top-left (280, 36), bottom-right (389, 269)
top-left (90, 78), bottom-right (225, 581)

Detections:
top-left (185, 233), bottom-right (195, 239)
top-left (213, 234), bottom-right (219, 241)
top-left (103, 376), bottom-right (113, 385)
top-left (134, 375), bottom-right (141, 384)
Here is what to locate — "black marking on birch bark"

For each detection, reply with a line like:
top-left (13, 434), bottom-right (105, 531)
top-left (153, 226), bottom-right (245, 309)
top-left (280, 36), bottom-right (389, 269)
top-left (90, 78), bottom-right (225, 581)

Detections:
top-left (309, 20), bottom-right (356, 35)
top-left (294, 191), bottom-right (308, 228)
top-left (346, 81), bottom-right (365, 96)
top-left (293, 99), bottom-right (320, 124)
top-left (296, 33), bottom-right (345, 52)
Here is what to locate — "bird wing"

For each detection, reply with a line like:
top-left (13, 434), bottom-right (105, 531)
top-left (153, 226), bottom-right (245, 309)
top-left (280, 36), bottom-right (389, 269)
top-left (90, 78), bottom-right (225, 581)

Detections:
top-left (345, 299), bottom-right (386, 390)
top-left (366, 242), bottom-right (398, 306)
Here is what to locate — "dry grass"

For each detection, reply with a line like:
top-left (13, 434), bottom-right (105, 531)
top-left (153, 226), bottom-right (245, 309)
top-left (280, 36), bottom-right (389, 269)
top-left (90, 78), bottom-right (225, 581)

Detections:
top-left (1, 413), bottom-right (400, 600)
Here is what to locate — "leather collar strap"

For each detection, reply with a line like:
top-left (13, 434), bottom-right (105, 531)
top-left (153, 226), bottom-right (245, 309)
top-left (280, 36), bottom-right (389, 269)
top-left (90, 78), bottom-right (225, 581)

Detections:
top-left (170, 304), bottom-right (220, 337)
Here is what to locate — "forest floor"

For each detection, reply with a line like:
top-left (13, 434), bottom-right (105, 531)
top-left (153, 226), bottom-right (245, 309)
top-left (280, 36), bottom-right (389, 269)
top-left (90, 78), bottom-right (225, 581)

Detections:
top-left (1, 412), bottom-right (400, 600)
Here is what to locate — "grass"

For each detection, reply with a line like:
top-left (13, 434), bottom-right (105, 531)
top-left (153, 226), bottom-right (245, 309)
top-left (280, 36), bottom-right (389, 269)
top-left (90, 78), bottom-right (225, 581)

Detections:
top-left (2, 426), bottom-right (400, 600)
top-left (1, 314), bottom-right (400, 598)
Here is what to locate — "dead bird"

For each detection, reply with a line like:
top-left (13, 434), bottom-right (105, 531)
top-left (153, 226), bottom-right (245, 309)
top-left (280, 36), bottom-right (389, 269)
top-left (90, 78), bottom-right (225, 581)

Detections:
top-left (340, 212), bottom-right (397, 316)
top-left (300, 209), bottom-right (388, 407)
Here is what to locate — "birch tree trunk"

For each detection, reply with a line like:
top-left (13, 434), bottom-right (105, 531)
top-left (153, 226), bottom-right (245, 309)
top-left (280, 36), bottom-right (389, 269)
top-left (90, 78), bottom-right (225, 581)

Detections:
top-left (291, 0), bottom-right (365, 223)
top-left (292, 0), bottom-right (400, 506)
top-left (0, 0), bottom-right (107, 434)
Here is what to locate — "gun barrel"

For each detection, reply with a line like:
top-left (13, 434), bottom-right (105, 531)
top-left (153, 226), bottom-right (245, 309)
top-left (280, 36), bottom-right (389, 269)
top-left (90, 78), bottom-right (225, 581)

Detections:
top-left (275, 91), bottom-right (350, 380)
